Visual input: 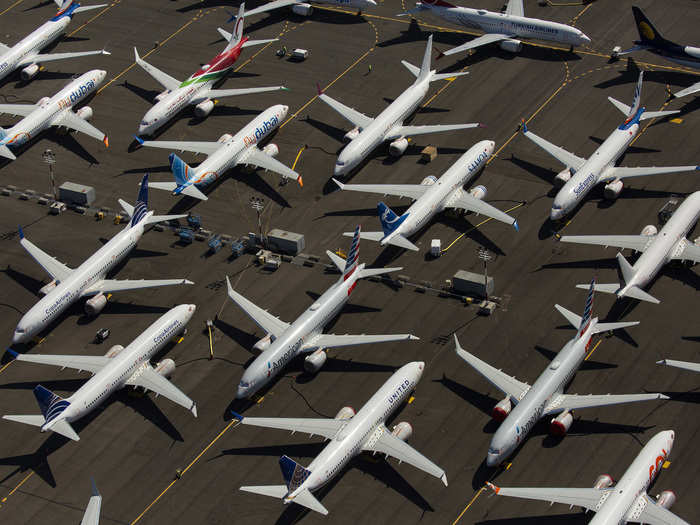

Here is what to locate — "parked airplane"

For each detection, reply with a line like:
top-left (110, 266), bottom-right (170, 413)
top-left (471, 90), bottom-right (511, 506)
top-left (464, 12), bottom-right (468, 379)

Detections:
top-left (0, 0), bottom-right (109, 83)
top-left (455, 280), bottom-right (667, 467)
top-left (0, 69), bottom-right (109, 160)
top-left (11, 174), bottom-right (192, 345)
top-left (658, 359), bottom-right (700, 373)
top-left (319, 35), bottom-right (481, 177)
top-left (134, 104), bottom-right (300, 200)
top-left (409, 0), bottom-right (590, 57)
top-left (487, 430), bottom-right (690, 525)
top-left (333, 140), bottom-right (517, 251)
top-left (134, 3), bottom-right (286, 137)
top-left (614, 6), bottom-right (700, 99)
top-left (80, 479), bottom-right (102, 525)
top-left (560, 191), bottom-right (700, 304)
top-left (235, 0), bottom-right (376, 18)
top-left (226, 226), bottom-right (418, 399)
top-left (4, 304), bottom-right (198, 441)
top-left (232, 361), bottom-right (447, 515)
top-left (522, 71), bottom-right (698, 221)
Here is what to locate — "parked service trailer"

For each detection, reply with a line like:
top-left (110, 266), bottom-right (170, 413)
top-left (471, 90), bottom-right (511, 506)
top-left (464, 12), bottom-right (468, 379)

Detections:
top-left (452, 270), bottom-right (494, 298)
top-left (58, 182), bottom-right (95, 206)
top-left (267, 229), bottom-right (305, 255)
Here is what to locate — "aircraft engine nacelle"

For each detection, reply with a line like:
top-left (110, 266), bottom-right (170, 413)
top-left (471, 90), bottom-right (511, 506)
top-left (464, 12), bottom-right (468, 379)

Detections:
top-left (334, 406), bottom-right (355, 420)
top-left (492, 397), bottom-right (512, 422)
top-left (262, 143), bottom-right (279, 157)
top-left (549, 410), bottom-right (573, 437)
top-left (253, 333), bottom-right (275, 353)
top-left (593, 474), bottom-right (614, 489)
top-left (499, 39), bottom-right (523, 53)
top-left (469, 185), bottom-right (487, 201)
top-left (641, 224), bottom-right (658, 236)
top-left (343, 127), bottom-right (360, 142)
top-left (603, 179), bottom-right (624, 200)
top-left (20, 64), bottom-right (39, 81)
top-left (194, 99), bottom-right (214, 118)
top-left (391, 421), bottom-right (413, 442)
top-left (39, 280), bottom-right (57, 296)
top-left (104, 344), bottom-right (124, 358)
top-left (84, 293), bottom-right (107, 316)
top-left (303, 349), bottom-right (327, 374)
top-left (389, 137), bottom-right (409, 157)
top-left (554, 168), bottom-right (572, 187)
top-left (217, 133), bottom-right (233, 144)
top-left (421, 175), bottom-right (437, 186)
top-left (155, 90), bottom-right (171, 102)
top-left (76, 106), bottom-right (93, 121)
top-left (154, 358), bottom-right (176, 378)
top-left (37, 96), bottom-right (51, 107)
top-left (656, 490), bottom-right (677, 510)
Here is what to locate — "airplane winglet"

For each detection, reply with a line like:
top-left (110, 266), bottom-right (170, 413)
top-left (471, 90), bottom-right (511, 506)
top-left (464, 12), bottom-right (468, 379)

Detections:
top-left (297, 175), bottom-right (303, 188)
top-left (133, 135), bottom-right (144, 145)
top-left (486, 482), bottom-right (500, 494)
top-left (513, 219), bottom-right (519, 232)
top-left (103, 136), bottom-right (109, 148)
top-left (90, 477), bottom-right (100, 497)
top-left (441, 473), bottom-right (448, 487)
top-left (133, 47), bottom-right (140, 61)
top-left (695, 166), bottom-right (700, 170)
top-left (478, 123), bottom-right (486, 128)
top-left (6, 349), bottom-right (18, 359)
top-left (316, 82), bottom-right (324, 96)
top-left (18, 225), bottom-right (24, 240)
top-left (520, 119), bottom-right (527, 133)
top-left (230, 410), bottom-right (244, 421)
top-left (332, 178), bottom-right (345, 189)
top-left (102, 49), bottom-right (111, 56)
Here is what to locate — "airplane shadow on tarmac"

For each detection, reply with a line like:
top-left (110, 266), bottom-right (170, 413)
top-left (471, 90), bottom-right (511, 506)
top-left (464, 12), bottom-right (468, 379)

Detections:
top-left (476, 513), bottom-right (589, 525)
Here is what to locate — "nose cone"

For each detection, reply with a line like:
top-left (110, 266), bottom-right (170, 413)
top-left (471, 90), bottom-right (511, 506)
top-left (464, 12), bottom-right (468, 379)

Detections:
top-left (184, 304), bottom-right (196, 320)
top-left (281, 105), bottom-right (289, 115)
top-left (580, 33), bottom-right (591, 45)
top-left (12, 329), bottom-right (29, 345)
top-left (485, 452), bottom-right (501, 468)
top-left (488, 140), bottom-right (495, 153)
top-left (96, 70), bottom-right (107, 81)
top-left (236, 384), bottom-right (250, 399)
top-left (550, 207), bottom-right (565, 221)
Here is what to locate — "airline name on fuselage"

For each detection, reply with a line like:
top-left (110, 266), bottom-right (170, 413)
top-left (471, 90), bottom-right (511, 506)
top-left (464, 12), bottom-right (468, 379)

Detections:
top-left (153, 319), bottom-right (181, 344)
top-left (387, 378), bottom-right (411, 405)
top-left (573, 173), bottom-right (595, 195)
top-left (244, 115), bottom-right (279, 147)
top-left (45, 290), bottom-right (71, 315)
top-left (468, 151), bottom-right (489, 172)
top-left (58, 79), bottom-right (95, 109)
top-left (269, 337), bottom-right (303, 372)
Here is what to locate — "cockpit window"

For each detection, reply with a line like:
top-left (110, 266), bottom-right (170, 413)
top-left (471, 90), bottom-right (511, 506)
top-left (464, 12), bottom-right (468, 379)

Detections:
top-left (335, 161), bottom-right (345, 166)
top-left (15, 328), bottom-right (24, 333)
top-left (239, 381), bottom-right (250, 388)
top-left (552, 204), bottom-right (562, 210)
top-left (488, 447), bottom-right (500, 454)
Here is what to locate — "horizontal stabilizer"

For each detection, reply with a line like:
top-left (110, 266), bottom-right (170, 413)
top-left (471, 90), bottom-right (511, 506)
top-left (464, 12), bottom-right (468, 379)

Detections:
top-left (431, 71), bottom-right (470, 82)
top-left (401, 60), bottom-right (420, 78)
top-left (384, 234), bottom-right (419, 251)
top-left (144, 213), bottom-right (188, 225)
top-left (357, 266), bottom-right (402, 279)
top-left (2, 414), bottom-right (45, 428)
top-left (593, 319), bottom-right (640, 333)
top-left (575, 282), bottom-right (621, 295)
top-left (73, 4), bottom-right (109, 14)
top-left (179, 184), bottom-right (208, 201)
top-left (242, 38), bottom-right (278, 48)
top-left (290, 489), bottom-right (329, 515)
top-left (621, 285), bottom-right (660, 304)
top-left (0, 144), bottom-right (16, 160)
top-left (554, 304), bottom-right (638, 334)
top-left (240, 485), bottom-right (288, 498)
top-left (49, 419), bottom-right (80, 441)
top-left (343, 231), bottom-right (385, 243)
top-left (640, 109), bottom-right (680, 121)
top-left (325, 250), bottom-right (346, 273)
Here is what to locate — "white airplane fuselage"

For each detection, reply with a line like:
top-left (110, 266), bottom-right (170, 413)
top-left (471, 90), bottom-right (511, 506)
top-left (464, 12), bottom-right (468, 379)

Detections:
top-left (184, 105), bottom-right (288, 188)
top-left (284, 362), bottom-right (423, 501)
top-left (40, 304), bottom-right (195, 433)
top-left (382, 140), bottom-right (494, 245)
top-left (487, 323), bottom-right (595, 467)
top-left (13, 217), bottom-right (148, 344)
top-left (138, 81), bottom-right (215, 136)
top-left (334, 77), bottom-right (430, 176)
top-left (316, 0), bottom-right (376, 9)
top-left (1, 69), bottom-right (105, 149)
top-left (236, 267), bottom-right (361, 398)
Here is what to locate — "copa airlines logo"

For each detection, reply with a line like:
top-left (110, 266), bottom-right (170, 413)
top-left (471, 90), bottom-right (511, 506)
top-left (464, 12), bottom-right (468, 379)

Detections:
top-left (468, 151), bottom-right (489, 172)
top-left (243, 115), bottom-right (279, 147)
top-left (573, 173), bottom-right (595, 195)
top-left (57, 79), bottom-right (96, 109)
top-left (45, 291), bottom-right (71, 315)
top-left (387, 378), bottom-right (411, 405)
top-left (153, 319), bottom-right (180, 344)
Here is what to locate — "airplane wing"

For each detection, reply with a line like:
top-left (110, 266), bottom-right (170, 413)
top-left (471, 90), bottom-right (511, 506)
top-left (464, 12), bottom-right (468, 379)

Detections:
top-left (226, 276), bottom-right (290, 337)
top-left (544, 392), bottom-right (667, 416)
top-left (126, 364), bottom-right (197, 416)
top-left (133, 48), bottom-right (181, 91)
top-left (488, 482), bottom-right (607, 512)
top-left (522, 126), bottom-right (586, 171)
top-left (0, 104), bottom-right (37, 117)
top-left (602, 165), bottom-right (699, 182)
top-left (21, 49), bottom-right (109, 67)
top-left (657, 359), bottom-right (700, 373)
top-left (135, 138), bottom-right (222, 155)
top-left (81, 278), bottom-right (193, 296)
top-left (505, 0), bottom-right (524, 17)
top-left (236, 0), bottom-right (299, 18)
top-left (454, 336), bottom-right (530, 402)
top-left (362, 424), bottom-right (447, 485)
top-left (333, 178), bottom-right (430, 200)
top-left (80, 480), bottom-right (102, 525)
top-left (441, 33), bottom-right (515, 57)
top-left (243, 146), bottom-right (302, 185)
top-left (10, 350), bottom-right (111, 374)
top-left (387, 123), bottom-right (481, 140)
top-left (233, 414), bottom-right (345, 440)
top-left (53, 111), bottom-right (108, 144)
top-left (630, 493), bottom-right (692, 525)
top-left (674, 81), bottom-right (700, 99)
top-left (318, 93), bottom-right (374, 129)
top-left (305, 333), bottom-right (418, 351)
top-left (447, 192), bottom-right (518, 228)
top-left (206, 86), bottom-right (287, 99)
top-left (19, 229), bottom-right (72, 282)
top-left (559, 234), bottom-right (654, 252)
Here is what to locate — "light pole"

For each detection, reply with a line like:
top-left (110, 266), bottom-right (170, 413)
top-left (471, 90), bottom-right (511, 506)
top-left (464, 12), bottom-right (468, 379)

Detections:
top-left (477, 247), bottom-right (492, 301)
top-left (42, 149), bottom-right (57, 201)
top-left (250, 196), bottom-right (265, 247)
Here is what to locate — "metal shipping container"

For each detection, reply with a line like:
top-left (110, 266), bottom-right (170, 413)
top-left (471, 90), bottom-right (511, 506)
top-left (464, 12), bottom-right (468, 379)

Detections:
top-left (58, 182), bottom-right (95, 206)
top-left (452, 270), bottom-right (494, 297)
top-left (267, 229), bottom-right (305, 255)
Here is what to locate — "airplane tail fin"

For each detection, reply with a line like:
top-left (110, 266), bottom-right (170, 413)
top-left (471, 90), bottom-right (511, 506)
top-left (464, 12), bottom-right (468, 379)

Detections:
top-left (577, 278), bottom-right (596, 338)
top-left (628, 70), bottom-right (644, 118)
top-left (33, 385), bottom-right (71, 423)
top-left (632, 6), bottom-right (672, 46)
top-left (417, 34), bottom-right (434, 82)
top-left (377, 202), bottom-right (409, 237)
top-left (279, 455), bottom-right (312, 492)
top-left (225, 2), bottom-right (247, 51)
top-left (342, 225), bottom-right (361, 280)
top-left (169, 153), bottom-right (193, 187)
top-left (129, 174), bottom-right (150, 227)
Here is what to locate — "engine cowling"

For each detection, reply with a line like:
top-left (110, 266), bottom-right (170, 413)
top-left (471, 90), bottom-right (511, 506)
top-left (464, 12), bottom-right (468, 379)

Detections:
top-left (492, 397), bottom-right (512, 422)
top-left (21, 64), bottom-right (39, 81)
top-left (303, 348), bottom-right (327, 373)
top-left (603, 179), bottom-right (624, 200)
top-left (656, 490), bottom-right (677, 509)
top-left (344, 127), bottom-right (360, 142)
top-left (77, 106), bottom-right (93, 121)
top-left (154, 358), bottom-right (176, 377)
top-left (389, 137), bottom-right (409, 157)
top-left (155, 90), bottom-right (171, 102)
top-left (253, 333), bottom-right (274, 353)
top-left (421, 175), bottom-right (437, 186)
top-left (593, 474), bottom-right (614, 489)
top-left (217, 133), bottom-right (233, 144)
top-left (554, 168), bottom-right (572, 187)
top-left (549, 411), bottom-right (573, 437)
top-left (641, 224), bottom-right (658, 236)
top-left (499, 39), bottom-right (523, 53)
top-left (38, 96), bottom-right (51, 107)
top-left (39, 280), bottom-right (57, 296)
top-left (334, 406), bottom-right (355, 420)
top-left (469, 185), bottom-right (487, 201)
top-left (85, 293), bottom-right (107, 316)
top-left (262, 143), bottom-right (279, 157)
top-left (194, 99), bottom-right (214, 118)
top-left (391, 421), bottom-right (413, 442)
top-left (104, 344), bottom-right (124, 358)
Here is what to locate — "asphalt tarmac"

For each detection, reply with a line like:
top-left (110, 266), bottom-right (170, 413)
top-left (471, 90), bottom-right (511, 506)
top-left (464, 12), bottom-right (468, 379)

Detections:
top-left (0, 0), bottom-right (698, 524)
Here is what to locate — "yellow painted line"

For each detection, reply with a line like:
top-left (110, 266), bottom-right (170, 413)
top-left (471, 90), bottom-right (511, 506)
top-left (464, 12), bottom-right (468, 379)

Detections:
top-left (441, 202), bottom-right (525, 253)
top-left (452, 486), bottom-right (485, 525)
top-left (67, 1), bottom-right (120, 37)
top-left (584, 339), bottom-right (602, 361)
top-left (0, 360), bottom-right (14, 375)
top-left (291, 145), bottom-right (307, 171)
top-left (0, 471), bottom-right (34, 507)
top-left (0, 0), bottom-right (24, 17)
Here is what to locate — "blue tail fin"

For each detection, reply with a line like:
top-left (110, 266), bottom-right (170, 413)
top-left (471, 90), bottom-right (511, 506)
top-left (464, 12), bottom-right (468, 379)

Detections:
top-left (130, 174), bottom-right (149, 226)
top-left (279, 455), bottom-right (312, 492)
top-left (577, 278), bottom-right (595, 338)
top-left (33, 385), bottom-right (70, 423)
top-left (378, 202), bottom-right (408, 237)
top-left (169, 153), bottom-right (193, 187)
